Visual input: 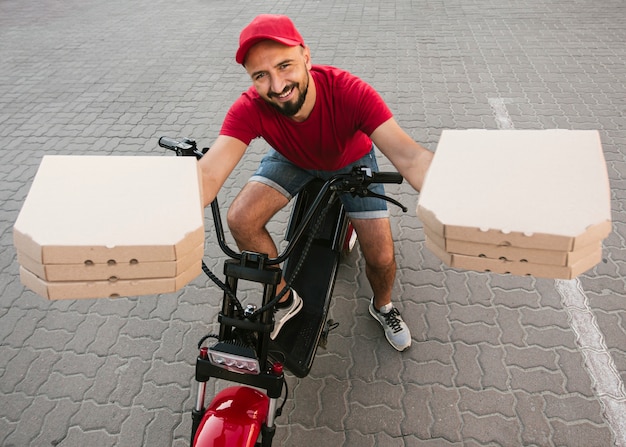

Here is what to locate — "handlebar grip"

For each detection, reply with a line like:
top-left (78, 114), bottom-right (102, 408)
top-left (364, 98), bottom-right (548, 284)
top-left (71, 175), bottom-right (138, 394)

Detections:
top-left (371, 171), bottom-right (403, 184)
top-left (158, 136), bottom-right (193, 152)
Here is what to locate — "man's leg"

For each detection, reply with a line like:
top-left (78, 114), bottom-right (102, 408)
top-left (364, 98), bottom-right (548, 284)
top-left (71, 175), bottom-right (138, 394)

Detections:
top-left (349, 217), bottom-right (396, 308)
top-left (350, 217), bottom-right (411, 351)
top-left (227, 180), bottom-right (297, 294)
top-left (227, 180), bottom-right (289, 259)
top-left (226, 180), bottom-right (303, 339)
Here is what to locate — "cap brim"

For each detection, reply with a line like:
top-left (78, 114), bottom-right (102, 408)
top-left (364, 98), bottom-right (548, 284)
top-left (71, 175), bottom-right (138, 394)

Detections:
top-left (236, 36), bottom-right (303, 64)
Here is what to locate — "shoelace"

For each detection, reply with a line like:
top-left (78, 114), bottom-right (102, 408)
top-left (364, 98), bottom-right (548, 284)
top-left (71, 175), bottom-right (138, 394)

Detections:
top-left (383, 308), bottom-right (403, 333)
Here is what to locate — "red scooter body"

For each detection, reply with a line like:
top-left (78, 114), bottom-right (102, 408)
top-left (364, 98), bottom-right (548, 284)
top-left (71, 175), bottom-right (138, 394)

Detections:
top-left (193, 386), bottom-right (270, 447)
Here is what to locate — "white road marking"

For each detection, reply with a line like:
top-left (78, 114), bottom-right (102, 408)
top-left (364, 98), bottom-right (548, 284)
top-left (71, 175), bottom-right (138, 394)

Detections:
top-left (556, 279), bottom-right (626, 447)
top-left (487, 98), bottom-right (626, 445)
top-left (488, 98), bottom-right (514, 129)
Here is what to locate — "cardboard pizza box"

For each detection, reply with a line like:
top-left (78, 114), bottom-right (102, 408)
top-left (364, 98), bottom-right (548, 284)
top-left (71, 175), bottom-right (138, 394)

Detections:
top-left (425, 237), bottom-right (602, 280)
top-left (14, 155), bottom-right (204, 265)
top-left (19, 263), bottom-right (202, 300)
top-left (423, 223), bottom-right (601, 266)
top-left (417, 129), bottom-right (611, 253)
top-left (16, 243), bottom-right (203, 282)
top-left (417, 129), bottom-right (611, 278)
top-left (13, 155), bottom-right (205, 299)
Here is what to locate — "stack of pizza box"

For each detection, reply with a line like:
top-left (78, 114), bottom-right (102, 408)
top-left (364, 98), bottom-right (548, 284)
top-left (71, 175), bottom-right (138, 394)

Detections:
top-left (13, 155), bottom-right (205, 299)
top-left (417, 129), bottom-right (611, 280)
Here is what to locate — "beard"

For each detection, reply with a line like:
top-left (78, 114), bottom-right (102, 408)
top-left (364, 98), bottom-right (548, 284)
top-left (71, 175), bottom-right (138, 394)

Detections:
top-left (267, 77), bottom-right (309, 118)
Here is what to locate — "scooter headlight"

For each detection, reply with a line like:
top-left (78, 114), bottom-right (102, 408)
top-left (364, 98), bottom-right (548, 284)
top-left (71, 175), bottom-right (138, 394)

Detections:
top-left (207, 342), bottom-right (261, 375)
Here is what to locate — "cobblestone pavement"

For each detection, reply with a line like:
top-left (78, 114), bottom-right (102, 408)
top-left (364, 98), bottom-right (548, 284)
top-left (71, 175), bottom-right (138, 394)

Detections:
top-left (1, 0), bottom-right (626, 446)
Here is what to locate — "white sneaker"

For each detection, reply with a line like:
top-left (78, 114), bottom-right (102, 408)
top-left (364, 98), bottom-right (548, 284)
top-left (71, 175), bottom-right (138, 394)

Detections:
top-left (270, 289), bottom-right (303, 339)
top-left (369, 297), bottom-right (411, 351)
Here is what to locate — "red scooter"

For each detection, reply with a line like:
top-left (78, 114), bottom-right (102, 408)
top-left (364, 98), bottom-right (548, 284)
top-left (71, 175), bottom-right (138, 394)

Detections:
top-left (159, 137), bottom-right (407, 447)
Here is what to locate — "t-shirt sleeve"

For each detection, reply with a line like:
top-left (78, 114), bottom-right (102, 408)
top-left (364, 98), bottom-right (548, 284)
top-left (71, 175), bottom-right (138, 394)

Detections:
top-left (348, 76), bottom-right (394, 136)
top-left (219, 91), bottom-right (260, 145)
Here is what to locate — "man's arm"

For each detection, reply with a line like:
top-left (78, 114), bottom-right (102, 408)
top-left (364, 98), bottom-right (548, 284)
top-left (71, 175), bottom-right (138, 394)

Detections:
top-left (370, 117), bottom-right (434, 192)
top-left (197, 135), bottom-right (248, 207)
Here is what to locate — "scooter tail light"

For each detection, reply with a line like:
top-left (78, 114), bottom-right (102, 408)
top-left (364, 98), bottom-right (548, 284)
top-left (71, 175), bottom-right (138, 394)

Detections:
top-left (271, 362), bottom-right (284, 376)
top-left (207, 342), bottom-right (261, 375)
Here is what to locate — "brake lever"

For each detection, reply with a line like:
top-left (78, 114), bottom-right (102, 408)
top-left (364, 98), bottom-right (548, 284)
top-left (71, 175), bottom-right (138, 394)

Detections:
top-left (176, 139), bottom-right (209, 159)
top-left (362, 189), bottom-right (408, 212)
top-left (347, 185), bottom-right (408, 212)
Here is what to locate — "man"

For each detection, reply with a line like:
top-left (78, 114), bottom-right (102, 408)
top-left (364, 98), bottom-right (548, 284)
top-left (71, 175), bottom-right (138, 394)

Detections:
top-left (198, 14), bottom-right (433, 351)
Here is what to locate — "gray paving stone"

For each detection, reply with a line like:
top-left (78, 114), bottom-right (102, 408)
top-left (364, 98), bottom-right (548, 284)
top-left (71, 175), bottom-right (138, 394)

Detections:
top-left (2, 0), bottom-right (626, 445)
top-left (452, 343), bottom-right (482, 389)
top-left (461, 411), bottom-right (521, 447)
top-left (552, 419), bottom-right (613, 447)
top-left (3, 395), bottom-right (57, 446)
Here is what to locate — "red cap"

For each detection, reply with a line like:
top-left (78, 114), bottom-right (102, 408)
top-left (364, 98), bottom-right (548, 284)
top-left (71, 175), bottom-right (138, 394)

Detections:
top-left (236, 15), bottom-right (305, 65)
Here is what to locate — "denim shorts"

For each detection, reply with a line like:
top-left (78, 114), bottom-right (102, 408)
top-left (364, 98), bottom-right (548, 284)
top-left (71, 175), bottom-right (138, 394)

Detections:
top-left (250, 147), bottom-right (389, 219)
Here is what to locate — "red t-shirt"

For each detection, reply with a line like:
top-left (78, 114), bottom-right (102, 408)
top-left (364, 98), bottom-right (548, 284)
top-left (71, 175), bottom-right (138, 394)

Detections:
top-left (220, 65), bottom-right (393, 170)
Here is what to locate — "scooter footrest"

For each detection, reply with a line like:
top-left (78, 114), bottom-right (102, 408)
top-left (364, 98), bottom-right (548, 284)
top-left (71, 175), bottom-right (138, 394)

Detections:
top-left (269, 244), bottom-right (340, 378)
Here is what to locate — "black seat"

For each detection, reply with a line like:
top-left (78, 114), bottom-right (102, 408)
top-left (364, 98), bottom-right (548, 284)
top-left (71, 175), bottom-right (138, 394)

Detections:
top-left (269, 179), bottom-right (348, 377)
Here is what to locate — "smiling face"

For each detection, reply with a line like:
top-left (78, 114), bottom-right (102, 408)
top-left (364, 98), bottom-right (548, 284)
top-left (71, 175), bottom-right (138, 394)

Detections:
top-left (244, 40), bottom-right (315, 121)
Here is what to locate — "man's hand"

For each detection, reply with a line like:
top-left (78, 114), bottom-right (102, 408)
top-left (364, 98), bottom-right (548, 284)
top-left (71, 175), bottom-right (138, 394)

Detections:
top-left (370, 118), bottom-right (434, 192)
top-left (197, 135), bottom-right (248, 207)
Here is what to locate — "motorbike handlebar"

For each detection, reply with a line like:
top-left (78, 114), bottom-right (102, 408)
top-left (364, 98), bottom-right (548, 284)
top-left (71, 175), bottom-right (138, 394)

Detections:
top-left (158, 136), bottom-right (192, 151)
top-left (159, 136), bottom-right (407, 262)
top-left (159, 136), bottom-right (205, 158)
top-left (368, 171), bottom-right (403, 184)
